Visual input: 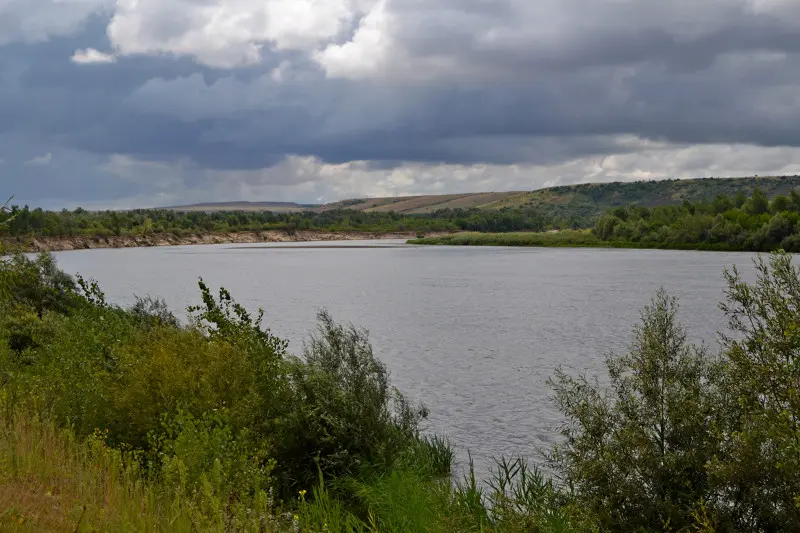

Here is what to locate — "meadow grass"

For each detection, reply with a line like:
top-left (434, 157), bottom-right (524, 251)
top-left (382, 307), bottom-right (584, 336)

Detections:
top-left (408, 230), bottom-right (603, 247)
top-left (0, 408), bottom-right (195, 532)
top-left (408, 230), bottom-right (745, 251)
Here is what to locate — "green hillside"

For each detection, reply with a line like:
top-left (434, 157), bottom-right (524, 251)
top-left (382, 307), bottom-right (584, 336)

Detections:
top-left (162, 176), bottom-right (800, 223)
top-left (317, 175), bottom-right (800, 222)
top-left (482, 175), bottom-right (800, 223)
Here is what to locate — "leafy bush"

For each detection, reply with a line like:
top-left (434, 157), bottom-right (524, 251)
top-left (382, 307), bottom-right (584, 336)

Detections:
top-left (277, 310), bottom-right (429, 492)
top-left (710, 253), bottom-right (800, 530)
top-left (550, 289), bottom-right (722, 531)
top-left (0, 252), bottom-right (78, 316)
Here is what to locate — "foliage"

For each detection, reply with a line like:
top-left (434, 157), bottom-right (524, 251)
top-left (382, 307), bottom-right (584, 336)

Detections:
top-left (0, 205), bottom-right (553, 240)
top-left (0, 252), bottom-right (78, 316)
top-left (409, 230), bottom-right (601, 247)
top-left (4, 247), bottom-right (800, 531)
top-left (8, 177), bottom-right (800, 247)
top-left (709, 253), bottom-right (800, 530)
top-left (585, 188), bottom-right (800, 251)
top-left (278, 311), bottom-right (429, 492)
top-left (414, 187), bottom-right (800, 252)
top-left (550, 254), bottom-right (800, 531)
top-left (550, 290), bottom-right (722, 531)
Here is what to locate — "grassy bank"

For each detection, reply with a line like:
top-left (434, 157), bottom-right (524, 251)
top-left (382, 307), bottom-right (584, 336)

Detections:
top-left (408, 230), bottom-right (602, 248)
top-left (3, 245), bottom-right (800, 531)
top-left (408, 230), bottom-right (760, 251)
top-left (0, 251), bottom-right (591, 532)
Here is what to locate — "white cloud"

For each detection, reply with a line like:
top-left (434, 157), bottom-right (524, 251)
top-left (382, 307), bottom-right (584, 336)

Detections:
top-left (24, 152), bottom-right (52, 166)
top-left (85, 140), bottom-right (800, 209)
top-left (314, 0), bottom-right (395, 79)
top-left (107, 0), bottom-right (378, 68)
top-left (71, 48), bottom-right (117, 64)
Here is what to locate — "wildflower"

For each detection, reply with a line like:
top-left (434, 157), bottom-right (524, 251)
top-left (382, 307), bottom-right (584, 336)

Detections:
top-left (299, 489), bottom-right (307, 497)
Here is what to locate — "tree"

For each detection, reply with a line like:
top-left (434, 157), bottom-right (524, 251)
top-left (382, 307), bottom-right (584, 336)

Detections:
top-left (745, 188), bottom-right (769, 215)
top-left (771, 194), bottom-right (790, 214)
top-left (712, 194), bottom-right (733, 215)
top-left (142, 216), bottom-right (154, 235)
top-left (593, 215), bottom-right (620, 240)
top-left (550, 290), bottom-right (721, 532)
top-left (710, 252), bottom-right (800, 530)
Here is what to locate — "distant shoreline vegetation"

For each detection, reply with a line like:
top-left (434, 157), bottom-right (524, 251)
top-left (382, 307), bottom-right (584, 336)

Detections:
top-left (410, 187), bottom-right (800, 252)
top-left (6, 176), bottom-right (800, 252)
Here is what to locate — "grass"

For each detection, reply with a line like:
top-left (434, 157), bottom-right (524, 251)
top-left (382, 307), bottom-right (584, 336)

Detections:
top-left (0, 402), bottom-right (589, 533)
top-left (408, 230), bottom-right (604, 248)
top-left (0, 406), bottom-right (311, 532)
top-left (408, 230), bottom-right (752, 251)
top-left (0, 408), bottom-right (183, 532)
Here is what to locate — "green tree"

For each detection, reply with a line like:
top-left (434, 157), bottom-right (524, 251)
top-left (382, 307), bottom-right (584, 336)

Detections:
top-left (593, 215), bottom-right (620, 240)
top-left (712, 194), bottom-right (733, 215)
top-left (710, 252), bottom-right (800, 530)
top-left (550, 290), bottom-right (721, 532)
top-left (745, 188), bottom-right (769, 215)
top-left (771, 194), bottom-right (790, 213)
top-left (142, 216), bottom-right (154, 235)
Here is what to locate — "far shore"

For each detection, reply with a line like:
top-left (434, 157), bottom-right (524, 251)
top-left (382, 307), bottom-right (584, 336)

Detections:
top-left (407, 231), bottom-right (763, 252)
top-left (10, 230), bottom-right (450, 253)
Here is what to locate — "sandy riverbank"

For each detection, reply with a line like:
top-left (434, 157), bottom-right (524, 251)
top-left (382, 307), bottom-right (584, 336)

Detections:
top-left (11, 231), bottom-right (434, 252)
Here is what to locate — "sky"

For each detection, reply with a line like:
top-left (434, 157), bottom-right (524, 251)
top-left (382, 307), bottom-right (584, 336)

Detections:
top-left (2, 0), bottom-right (800, 209)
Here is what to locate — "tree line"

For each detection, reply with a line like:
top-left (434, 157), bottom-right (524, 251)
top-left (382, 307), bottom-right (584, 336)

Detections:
top-left (0, 204), bottom-right (553, 238)
top-left (593, 188), bottom-right (800, 251)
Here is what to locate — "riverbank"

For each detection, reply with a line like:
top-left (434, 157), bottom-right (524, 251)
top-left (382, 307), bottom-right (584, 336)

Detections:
top-left (408, 230), bottom-right (602, 247)
top-left (9, 230), bottom-right (438, 252)
top-left (407, 230), bottom-right (753, 251)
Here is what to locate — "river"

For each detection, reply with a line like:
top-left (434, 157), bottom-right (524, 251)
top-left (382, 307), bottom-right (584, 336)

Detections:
top-left (52, 240), bottom-right (765, 476)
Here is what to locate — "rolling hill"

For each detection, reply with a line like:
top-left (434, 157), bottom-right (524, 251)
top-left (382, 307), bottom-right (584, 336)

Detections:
top-left (165, 175), bottom-right (800, 221)
top-left (162, 201), bottom-right (317, 213)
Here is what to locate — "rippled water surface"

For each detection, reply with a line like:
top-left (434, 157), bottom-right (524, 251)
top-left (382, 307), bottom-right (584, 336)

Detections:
top-left (53, 241), bottom-right (765, 473)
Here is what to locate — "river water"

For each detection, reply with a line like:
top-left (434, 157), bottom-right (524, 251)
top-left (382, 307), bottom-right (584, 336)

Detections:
top-left (52, 241), bottom-right (766, 475)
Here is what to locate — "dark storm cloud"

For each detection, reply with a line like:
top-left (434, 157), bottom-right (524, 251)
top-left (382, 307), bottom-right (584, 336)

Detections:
top-left (1, 0), bottom-right (800, 206)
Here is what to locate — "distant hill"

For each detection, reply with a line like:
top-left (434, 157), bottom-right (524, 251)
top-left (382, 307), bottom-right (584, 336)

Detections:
top-left (319, 191), bottom-right (525, 213)
top-left (162, 201), bottom-right (317, 213)
top-left (482, 175), bottom-right (800, 222)
top-left (165, 175), bottom-right (800, 221)
top-left (320, 175), bottom-right (800, 221)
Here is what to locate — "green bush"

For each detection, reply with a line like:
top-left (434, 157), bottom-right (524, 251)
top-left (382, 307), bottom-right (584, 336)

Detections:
top-left (277, 310), bottom-right (429, 492)
top-left (550, 289), bottom-right (721, 531)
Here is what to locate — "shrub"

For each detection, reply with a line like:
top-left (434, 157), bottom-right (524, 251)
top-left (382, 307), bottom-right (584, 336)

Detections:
top-left (710, 252), bottom-right (800, 530)
top-left (276, 310), bottom-right (429, 492)
top-left (550, 289), bottom-right (722, 531)
top-left (0, 252), bottom-right (78, 316)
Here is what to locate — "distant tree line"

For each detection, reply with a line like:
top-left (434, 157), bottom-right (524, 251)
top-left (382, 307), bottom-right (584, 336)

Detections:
top-left (0, 205), bottom-right (553, 238)
top-left (593, 188), bottom-right (800, 251)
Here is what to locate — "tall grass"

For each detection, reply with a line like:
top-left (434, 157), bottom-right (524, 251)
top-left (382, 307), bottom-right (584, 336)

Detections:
top-left (408, 230), bottom-right (602, 247)
top-left (0, 406), bottom-right (311, 532)
top-left (0, 408), bottom-right (188, 532)
top-left (408, 230), bottom-right (745, 251)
